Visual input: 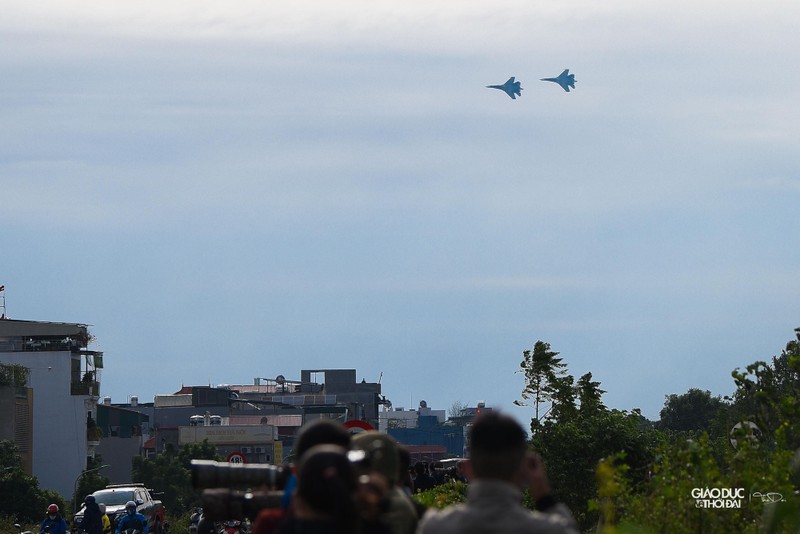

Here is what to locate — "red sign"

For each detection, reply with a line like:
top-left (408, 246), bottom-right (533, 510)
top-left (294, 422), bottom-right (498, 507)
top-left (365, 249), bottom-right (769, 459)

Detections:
top-left (343, 420), bottom-right (374, 433)
top-left (227, 452), bottom-right (246, 464)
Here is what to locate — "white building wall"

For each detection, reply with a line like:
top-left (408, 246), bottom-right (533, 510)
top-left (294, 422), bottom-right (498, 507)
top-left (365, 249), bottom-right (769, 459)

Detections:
top-left (378, 409), bottom-right (418, 432)
top-left (0, 350), bottom-right (89, 498)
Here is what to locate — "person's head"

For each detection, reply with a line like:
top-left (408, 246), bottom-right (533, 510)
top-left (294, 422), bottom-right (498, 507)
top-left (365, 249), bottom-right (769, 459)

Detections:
top-left (99, 504), bottom-right (106, 515)
top-left (125, 501), bottom-right (137, 516)
top-left (396, 445), bottom-right (413, 489)
top-left (294, 419), bottom-right (351, 462)
top-left (295, 445), bottom-right (357, 532)
top-left (468, 412), bottom-right (527, 481)
top-left (456, 460), bottom-right (466, 475)
top-left (350, 431), bottom-right (400, 486)
top-left (413, 461), bottom-right (426, 476)
top-left (47, 504), bottom-right (59, 519)
top-left (84, 495), bottom-right (96, 506)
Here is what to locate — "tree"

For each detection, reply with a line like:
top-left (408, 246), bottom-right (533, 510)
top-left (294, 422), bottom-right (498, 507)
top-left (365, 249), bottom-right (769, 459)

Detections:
top-left (448, 400), bottom-right (467, 420)
top-left (549, 375), bottom-right (577, 422)
top-left (519, 354), bottom-right (661, 531)
top-left (593, 327), bottom-right (800, 533)
top-left (532, 406), bottom-right (661, 530)
top-left (0, 441), bottom-right (65, 522)
top-left (0, 363), bottom-right (29, 387)
top-left (658, 388), bottom-right (728, 434)
top-left (73, 455), bottom-right (111, 513)
top-left (132, 440), bottom-right (221, 517)
top-left (577, 372), bottom-right (606, 416)
top-left (515, 341), bottom-right (568, 430)
top-left (731, 327), bottom-right (800, 449)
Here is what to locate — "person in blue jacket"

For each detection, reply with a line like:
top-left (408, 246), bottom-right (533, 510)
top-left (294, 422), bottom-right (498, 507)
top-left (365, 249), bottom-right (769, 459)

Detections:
top-left (115, 501), bottom-right (149, 534)
top-left (39, 504), bottom-right (67, 534)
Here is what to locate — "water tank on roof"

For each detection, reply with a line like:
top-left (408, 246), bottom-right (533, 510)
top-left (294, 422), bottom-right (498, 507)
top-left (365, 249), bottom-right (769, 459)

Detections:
top-left (103, 397), bottom-right (111, 405)
top-left (190, 415), bottom-right (204, 427)
top-left (130, 396), bottom-right (139, 407)
top-left (210, 415), bottom-right (223, 426)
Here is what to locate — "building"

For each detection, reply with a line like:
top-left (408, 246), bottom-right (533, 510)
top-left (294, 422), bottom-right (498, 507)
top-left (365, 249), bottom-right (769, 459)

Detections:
top-left (179, 419), bottom-right (281, 464)
top-left (0, 319), bottom-right (102, 498)
top-left (0, 363), bottom-right (33, 473)
top-left (379, 400), bottom-right (446, 431)
top-left (381, 400), bottom-right (494, 462)
top-left (115, 369), bottom-right (384, 463)
top-left (95, 400), bottom-right (150, 483)
top-left (384, 401), bottom-right (464, 462)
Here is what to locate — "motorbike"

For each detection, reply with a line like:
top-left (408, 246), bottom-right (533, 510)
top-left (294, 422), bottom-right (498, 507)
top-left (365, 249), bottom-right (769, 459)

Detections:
top-left (188, 508), bottom-right (202, 534)
top-left (219, 520), bottom-right (240, 534)
top-left (219, 518), bottom-right (250, 534)
top-left (14, 524), bottom-right (34, 534)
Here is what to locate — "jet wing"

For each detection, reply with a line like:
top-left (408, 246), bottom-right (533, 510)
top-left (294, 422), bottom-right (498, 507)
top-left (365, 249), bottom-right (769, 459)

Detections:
top-left (506, 77), bottom-right (515, 84)
top-left (509, 92), bottom-right (516, 99)
top-left (559, 69), bottom-right (569, 77)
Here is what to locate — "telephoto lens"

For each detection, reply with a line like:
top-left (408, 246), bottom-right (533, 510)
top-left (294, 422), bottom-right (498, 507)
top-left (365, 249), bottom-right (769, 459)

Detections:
top-left (190, 460), bottom-right (289, 490)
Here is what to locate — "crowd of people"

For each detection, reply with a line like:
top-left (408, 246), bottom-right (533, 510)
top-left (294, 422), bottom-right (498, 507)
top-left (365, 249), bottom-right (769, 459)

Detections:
top-left (39, 496), bottom-right (150, 534)
top-left (252, 412), bottom-right (579, 534)
top-left (39, 412), bottom-right (577, 534)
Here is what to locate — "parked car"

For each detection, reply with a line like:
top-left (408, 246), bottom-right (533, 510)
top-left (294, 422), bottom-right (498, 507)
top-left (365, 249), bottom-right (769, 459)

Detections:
top-left (73, 484), bottom-right (165, 534)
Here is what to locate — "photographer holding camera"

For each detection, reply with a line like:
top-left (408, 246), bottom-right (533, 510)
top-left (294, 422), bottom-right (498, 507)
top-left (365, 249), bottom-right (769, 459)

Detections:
top-left (417, 412), bottom-right (578, 534)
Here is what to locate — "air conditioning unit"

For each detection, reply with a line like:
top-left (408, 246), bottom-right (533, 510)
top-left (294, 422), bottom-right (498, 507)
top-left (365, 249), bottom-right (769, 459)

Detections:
top-left (254, 446), bottom-right (266, 454)
top-left (241, 447), bottom-right (252, 454)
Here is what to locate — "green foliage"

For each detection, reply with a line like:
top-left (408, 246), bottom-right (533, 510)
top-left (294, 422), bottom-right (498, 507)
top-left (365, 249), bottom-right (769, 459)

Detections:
top-left (577, 372), bottom-right (606, 415)
top-left (515, 341), bottom-right (568, 429)
top-left (595, 435), bottom-right (799, 533)
top-left (412, 481), bottom-right (468, 509)
top-left (132, 440), bottom-right (221, 516)
top-left (0, 364), bottom-right (29, 387)
top-left (0, 515), bottom-right (37, 534)
top-left (658, 388), bottom-right (728, 435)
top-left (731, 327), bottom-right (800, 449)
top-left (591, 327), bottom-right (800, 533)
top-left (532, 408), bottom-right (662, 530)
top-left (72, 456), bottom-right (111, 513)
top-left (515, 341), bottom-right (662, 530)
top-left (0, 441), bottom-right (65, 523)
top-left (165, 510), bottom-right (193, 534)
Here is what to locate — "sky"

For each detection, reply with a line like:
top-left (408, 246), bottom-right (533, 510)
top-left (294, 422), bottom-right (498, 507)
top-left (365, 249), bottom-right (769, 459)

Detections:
top-left (1, 0), bottom-right (799, 424)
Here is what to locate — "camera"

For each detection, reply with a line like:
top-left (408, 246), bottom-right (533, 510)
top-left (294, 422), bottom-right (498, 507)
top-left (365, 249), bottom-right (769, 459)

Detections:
top-left (190, 460), bottom-right (290, 521)
top-left (190, 460), bottom-right (290, 491)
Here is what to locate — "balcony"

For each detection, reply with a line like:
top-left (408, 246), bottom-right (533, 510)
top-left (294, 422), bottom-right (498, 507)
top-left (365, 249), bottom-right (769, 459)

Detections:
top-left (71, 381), bottom-right (100, 396)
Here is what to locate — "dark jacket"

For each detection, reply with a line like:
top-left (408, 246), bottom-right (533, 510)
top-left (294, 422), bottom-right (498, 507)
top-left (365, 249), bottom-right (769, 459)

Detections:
top-left (81, 502), bottom-right (104, 534)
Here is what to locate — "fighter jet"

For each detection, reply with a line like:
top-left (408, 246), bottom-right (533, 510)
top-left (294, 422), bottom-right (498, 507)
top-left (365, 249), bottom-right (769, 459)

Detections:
top-left (541, 69), bottom-right (576, 92)
top-left (486, 77), bottom-right (523, 99)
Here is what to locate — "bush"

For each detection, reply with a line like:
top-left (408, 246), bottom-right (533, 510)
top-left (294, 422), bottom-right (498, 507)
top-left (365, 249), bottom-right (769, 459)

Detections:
top-left (413, 482), bottom-right (468, 509)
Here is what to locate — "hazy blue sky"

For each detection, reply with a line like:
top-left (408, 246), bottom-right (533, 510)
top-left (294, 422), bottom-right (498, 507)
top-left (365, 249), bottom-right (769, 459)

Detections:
top-left (2, 0), bottom-right (798, 423)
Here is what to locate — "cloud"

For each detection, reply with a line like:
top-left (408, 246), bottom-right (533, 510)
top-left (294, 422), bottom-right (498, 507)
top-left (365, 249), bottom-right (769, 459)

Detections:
top-left (3, 0), bottom-right (798, 58)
